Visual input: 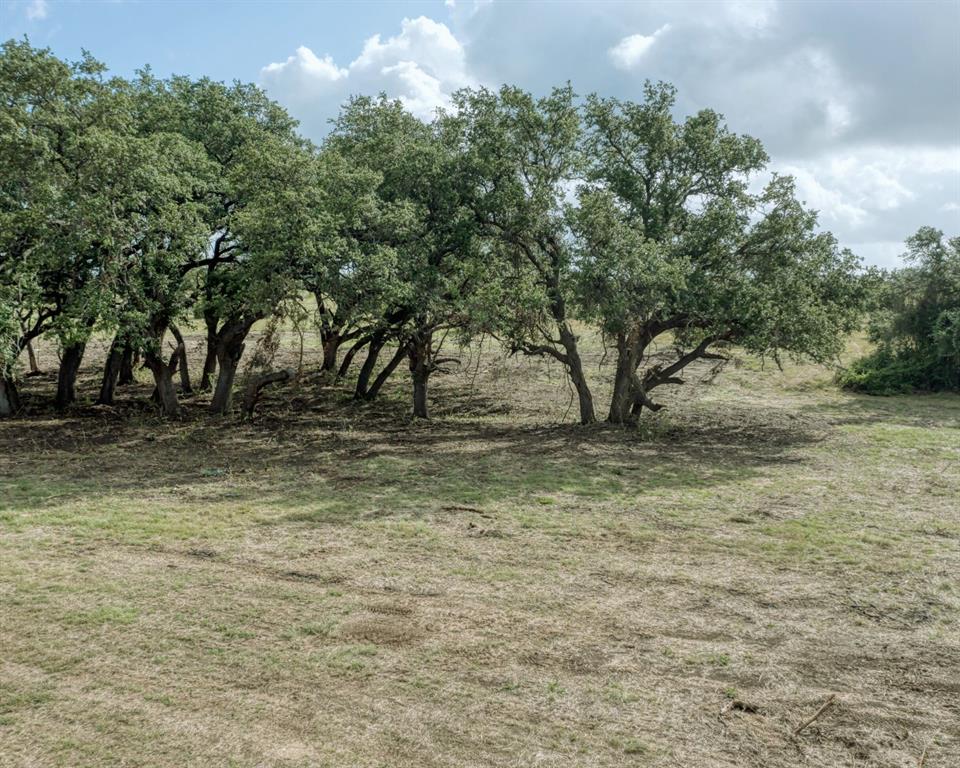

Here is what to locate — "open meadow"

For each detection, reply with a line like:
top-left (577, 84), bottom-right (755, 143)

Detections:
top-left (1, 331), bottom-right (958, 767)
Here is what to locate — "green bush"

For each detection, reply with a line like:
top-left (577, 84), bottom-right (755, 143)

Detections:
top-left (840, 228), bottom-right (959, 395)
top-left (837, 349), bottom-right (947, 395)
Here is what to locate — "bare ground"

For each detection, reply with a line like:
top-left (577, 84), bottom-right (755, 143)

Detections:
top-left (1, 332), bottom-right (958, 767)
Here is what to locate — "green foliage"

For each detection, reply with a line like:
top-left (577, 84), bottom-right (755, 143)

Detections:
top-left (577, 82), bottom-right (866, 419)
top-left (451, 83), bottom-right (585, 345)
top-left (839, 228), bottom-right (960, 394)
top-left (0, 40), bottom-right (127, 363)
top-left (1, 40), bottom-right (872, 422)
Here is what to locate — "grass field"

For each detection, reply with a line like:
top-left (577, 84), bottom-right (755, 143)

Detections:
top-left (1, 331), bottom-right (958, 767)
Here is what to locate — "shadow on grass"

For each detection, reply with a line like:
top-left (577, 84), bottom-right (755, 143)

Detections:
top-left (0, 371), bottom-right (835, 538)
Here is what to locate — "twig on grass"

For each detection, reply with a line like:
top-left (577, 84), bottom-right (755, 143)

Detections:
top-left (793, 694), bottom-right (837, 736)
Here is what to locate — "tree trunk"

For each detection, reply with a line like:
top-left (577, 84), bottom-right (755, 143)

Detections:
top-left (321, 328), bottom-right (341, 373)
top-left (199, 311), bottom-right (218, 390)
top-left (55, 341), bottom-right (86, 411)
top-left (607, 333), bottom-right (639, 425)
top-left (0, 374), bottom-right (21, 417)
top-left (169, 324), bottom-right (192, 394)
top-left (97, 337), bottom-right (124, 406)
top-left (364, 344), bottom-right (407, 401)
top-left (242, 369), bottom-right (292, 417)
top-left (408, 339), bottom-right (431, 419)
top-left (25, 339), bottom-right (40, 375)
top-left (210, 352), bottom-right (240, 414)
top-left (209, 324), bottom-right (251, 415)
top-left (558, 323), bottom-right (595, 425)
top-left (337, 335), bottom-right (370, 381)
top-left (118, 345), bottom-right (136, 385)
top-left (354, 332), bottom-right (385, 400)
top-left (145, 349), bottom-right (180, 417)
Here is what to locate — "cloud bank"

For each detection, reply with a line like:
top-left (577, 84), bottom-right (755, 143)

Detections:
top-left (260, 16), bottom-right (475, 135)
top-left (260, 1), bottom-right (960, 267)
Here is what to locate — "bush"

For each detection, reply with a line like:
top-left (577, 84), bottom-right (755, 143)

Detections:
top-left (840, 227), bottom-right (959, 395)
top-left (837, 349), bottom-right (945, 395)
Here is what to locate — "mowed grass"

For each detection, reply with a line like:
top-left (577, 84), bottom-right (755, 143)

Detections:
top-left (0, 332), bottom-right (958, 767)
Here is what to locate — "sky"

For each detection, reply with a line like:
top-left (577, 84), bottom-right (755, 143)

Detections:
top-left (3, 0), bottom-right (959, 268)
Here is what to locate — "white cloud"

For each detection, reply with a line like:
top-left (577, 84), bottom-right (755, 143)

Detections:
top-left (777, 164), bottom-right (871, 228)
top-left (723, 0), bottom-right (777, 35)
top-left (772, 146), bottom-right (959, 235)
top-left (608, 25), bottom-right (671, 70)
top-left (847, 240), bottom-right (907, 269)
top-left (262, 46), bottom-right (346, 84)
top-left (261, 16), bottom-right (475, 134)
top-left (254, 2), bottom-right (958, 266)
top-left (25, 0), bottom-right (48, 21)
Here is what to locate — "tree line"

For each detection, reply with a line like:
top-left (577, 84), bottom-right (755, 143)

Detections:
top-left (1, 39), bottom-right (870, 423)
top-left (839, 228), bottom-right (959, 394)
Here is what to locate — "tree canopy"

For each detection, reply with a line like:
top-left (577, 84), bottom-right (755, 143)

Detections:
top-left (2, 39), bottom-right (874, 423)
top-left (839, 227), bottom-right (959, 394)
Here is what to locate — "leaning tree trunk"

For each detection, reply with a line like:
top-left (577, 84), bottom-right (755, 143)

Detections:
top-left (242, 369), bottom-right (292, 418)
top-left (364, 344), bottom-right (407, 401)
top-left (97, 337), bottom-right (124, 405)
top-left (0, 374), bottom-right (21, 417)
top-left (55, 342), bottom-right (86, 411)
top-left (354, 332), bottom-right (386, 400)
top-left (557, 323), bottom-right (595, 425)
top-left (337, 335), bottom-right (371, 381)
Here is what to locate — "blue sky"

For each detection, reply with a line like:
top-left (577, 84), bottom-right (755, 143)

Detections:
top-left (2, 1), bottom-right (444, 81)
top-left (3, 0), bottom-right (959, 267)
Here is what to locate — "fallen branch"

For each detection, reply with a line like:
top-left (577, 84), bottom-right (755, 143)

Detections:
top-left (242, 369), bottom-right (293, 417)
top-left (793, 694), bottom-right (836, 736)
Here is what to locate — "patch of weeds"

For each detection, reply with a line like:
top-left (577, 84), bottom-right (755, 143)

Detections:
top-left (298, 619), bottom-right (337, 638)
top-left (0, 683), bottom-right (53, 716)
top-left (604, 682), bottom-right (643, 704)
top-left (623, 739), bottom-right (649, 755)
top-left (142, 692), bottom-right (175, 707)
top-left (215, 624), bottom-right (255, 640)
top-left (545, 679), bottom-right (565, 695)
top-left (324, 644), bottom-right (378, 676)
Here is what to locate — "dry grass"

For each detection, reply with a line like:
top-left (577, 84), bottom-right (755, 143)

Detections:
top-left (1, 331), bottom-right (958, 767)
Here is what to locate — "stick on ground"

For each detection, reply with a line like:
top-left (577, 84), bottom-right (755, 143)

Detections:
top-left (793, 694), bottom-right (837, 736)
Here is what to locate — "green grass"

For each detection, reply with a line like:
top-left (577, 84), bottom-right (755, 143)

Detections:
top-left (0, 332), bottom-right (958, 767)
